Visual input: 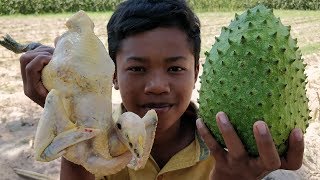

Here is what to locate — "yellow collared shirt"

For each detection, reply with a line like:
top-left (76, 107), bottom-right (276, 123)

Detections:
top-left (101, 103), bottom-right (215, 180)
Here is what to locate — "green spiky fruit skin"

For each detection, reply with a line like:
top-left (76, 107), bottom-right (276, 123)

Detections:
top-left (198, 5), bottom-right (310, 156)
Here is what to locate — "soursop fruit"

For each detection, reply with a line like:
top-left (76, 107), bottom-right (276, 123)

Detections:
top-left (198, 4), bottom-right (310, 156)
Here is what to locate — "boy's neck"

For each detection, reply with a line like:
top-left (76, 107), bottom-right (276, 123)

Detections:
top-left (151, 119), bottom-right (195, 169)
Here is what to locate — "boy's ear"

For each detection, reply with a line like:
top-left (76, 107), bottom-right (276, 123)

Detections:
top-left (194, 64), bottom-right (199, 81)
top-left (193, 64), bottom-right (199, 89)
top-left (113, 72), bottom-right (119, 90)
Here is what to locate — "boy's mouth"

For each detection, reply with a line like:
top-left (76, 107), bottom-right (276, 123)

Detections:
top-left (142, 103), bottom-right (173, 114)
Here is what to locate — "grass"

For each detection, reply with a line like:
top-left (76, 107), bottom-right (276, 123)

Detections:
top-left (273, 9), bottom-right (320, 17)
top-left (301, 43), bottom-right (320, 55)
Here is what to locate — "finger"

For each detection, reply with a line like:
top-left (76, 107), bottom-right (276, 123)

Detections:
top-left (32, 45), bottom-right (55, 54)
top-left (216, 112), bottom-right (247, 159)
top-left (25, 54), bottom-right (51, 97)
top-left (281, 128), bottom-right (304, 170)
top-left (196, 118), bottom-right (225, 161)
top-left (20, 51), bottom-right (52, 89)
top-left (253, 121), bottom-right (281, 170)
top-left (23, 51), bottom-right (52, 61)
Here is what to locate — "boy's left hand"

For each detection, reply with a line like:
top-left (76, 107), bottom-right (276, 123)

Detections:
top-left (196, 112), bottom-right (304, 180)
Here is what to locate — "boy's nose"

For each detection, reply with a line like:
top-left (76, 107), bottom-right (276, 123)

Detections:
top-left (144, 75), bottom-right (170, 95)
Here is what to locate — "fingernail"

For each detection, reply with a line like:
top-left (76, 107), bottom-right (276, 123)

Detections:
top-left (196, 119), bottom-right (203, 129)
top-left (294, 129), bottom-right (303, 142)
top-left (217, 112), bottom-right (229, 129)
top-left (256, 122), bottom-right (267, 135)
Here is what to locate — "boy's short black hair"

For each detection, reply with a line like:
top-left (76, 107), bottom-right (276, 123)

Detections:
top-left (107, 0), bottom-right (201, 68)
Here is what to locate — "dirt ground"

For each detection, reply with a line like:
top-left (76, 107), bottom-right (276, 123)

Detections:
top-left (0, 11), bottom-right (319, 179)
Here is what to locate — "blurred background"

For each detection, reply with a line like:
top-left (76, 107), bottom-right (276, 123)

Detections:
top-left (0, 0), bottom-right (319, 15)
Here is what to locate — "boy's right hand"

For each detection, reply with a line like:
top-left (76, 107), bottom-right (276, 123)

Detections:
top-left (20, 45), bottom-right (54, 107)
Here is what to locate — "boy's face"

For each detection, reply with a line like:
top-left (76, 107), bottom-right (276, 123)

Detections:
top-left (114, 27), bottom-right (199, 133)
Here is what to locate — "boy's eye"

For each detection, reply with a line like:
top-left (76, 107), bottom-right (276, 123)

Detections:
top-left (128, 66), bottom-right (145, 72)
top-left (168, 66), bottom-right (184, 72)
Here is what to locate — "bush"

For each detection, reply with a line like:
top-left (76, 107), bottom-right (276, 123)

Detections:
top-left (187, 0), bottom-right (262, 10)
top-left (267, 0), bottom-right (320, 10)
top-left (187, 0), bottom-right (320, 11)
top-left (0, 0), bottom-right (319, 15)
top-left (0, 0), bottom-right (123, 15)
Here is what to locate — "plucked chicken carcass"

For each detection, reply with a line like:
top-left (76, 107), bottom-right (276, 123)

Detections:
top-left (0, 11), bottom-right (158, 176)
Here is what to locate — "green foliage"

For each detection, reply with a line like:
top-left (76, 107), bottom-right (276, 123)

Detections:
top-left (262, 0), bottom-right (320, 10)
top-left (187, 0), bottom-right (260, 11)
top-left (0, 0), bottom-right (123, 15)
top-left (0, 0), bottom-right (319, 15)
top-left (186, 0), bottom-right (320, 11)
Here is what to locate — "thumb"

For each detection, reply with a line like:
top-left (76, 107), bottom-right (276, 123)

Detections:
top-left (196, 118), bottom-right (225, 161)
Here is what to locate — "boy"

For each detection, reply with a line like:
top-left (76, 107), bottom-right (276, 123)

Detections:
top-left (19, 0), bottom-right (304, 179)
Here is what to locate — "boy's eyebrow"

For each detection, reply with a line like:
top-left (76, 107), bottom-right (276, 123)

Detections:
top-left (126, 56), bottom-right (147, 62)
top-left (126, 56), bottom-right (188, 63)
top-left (164, 56), bottom-right (187, 62)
